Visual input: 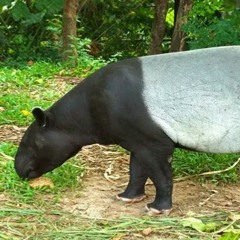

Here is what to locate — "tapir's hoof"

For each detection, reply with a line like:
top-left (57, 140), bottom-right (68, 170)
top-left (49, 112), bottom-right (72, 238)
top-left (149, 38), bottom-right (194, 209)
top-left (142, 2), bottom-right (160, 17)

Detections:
top-left (145, 205), bottom-right (172, 216)
top-left (116, 194), bottom-right (146, 203)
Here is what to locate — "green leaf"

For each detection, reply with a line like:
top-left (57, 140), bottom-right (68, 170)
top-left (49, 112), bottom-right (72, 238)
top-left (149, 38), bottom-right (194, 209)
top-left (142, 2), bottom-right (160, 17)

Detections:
top-left (35, 0), bottom-right (63, 15)
top-left (11, 1), bottom-right (31, 21)
top-left (181, 217), bottom-right (206, 232)
top-left (0, 0), bottom-right (12, 8)
top-left (220, 232), bottom-right (240, 240)
top-left (22, 12), bottom-right (44, 25)
top-left (204, 222), bottom-right (219, 232)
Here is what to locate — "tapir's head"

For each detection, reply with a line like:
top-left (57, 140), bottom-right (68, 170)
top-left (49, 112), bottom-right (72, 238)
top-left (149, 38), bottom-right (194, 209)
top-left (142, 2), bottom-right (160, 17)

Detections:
top-left (15, 107), bottom-right (80, 179)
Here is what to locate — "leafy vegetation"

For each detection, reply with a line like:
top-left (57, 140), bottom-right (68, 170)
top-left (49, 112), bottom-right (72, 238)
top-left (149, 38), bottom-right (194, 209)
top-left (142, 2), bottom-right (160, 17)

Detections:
top-left (0, 0), bottom-right (64, 61)
top-left (2, 0), bottom-right (239, 61)
top-left (184, 0), bottom-right (240, 49)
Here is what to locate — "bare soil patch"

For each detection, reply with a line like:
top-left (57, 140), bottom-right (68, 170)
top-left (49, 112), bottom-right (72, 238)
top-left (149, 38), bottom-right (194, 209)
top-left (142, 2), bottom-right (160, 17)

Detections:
top-left (61, 144), bottom-right (240, 218)
top-left (0, 125), bottom-right (26, 144)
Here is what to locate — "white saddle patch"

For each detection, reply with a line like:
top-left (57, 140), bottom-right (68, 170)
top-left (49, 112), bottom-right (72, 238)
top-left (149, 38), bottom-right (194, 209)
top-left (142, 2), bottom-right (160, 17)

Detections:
top-left (141, 46), bottom-right (240, 153)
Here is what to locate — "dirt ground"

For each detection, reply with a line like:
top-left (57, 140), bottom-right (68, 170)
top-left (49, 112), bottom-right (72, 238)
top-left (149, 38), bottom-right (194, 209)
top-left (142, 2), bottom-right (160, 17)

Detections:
top-left (1, 125), bottom-right (240, 218)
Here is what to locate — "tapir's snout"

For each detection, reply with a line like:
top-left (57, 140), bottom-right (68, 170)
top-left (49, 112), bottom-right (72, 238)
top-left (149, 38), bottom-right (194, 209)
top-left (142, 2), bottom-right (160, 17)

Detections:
top-left (16, 166), bottom-right (39, 180)
top-left (15, 160), bottom-right (34, 180)
top-left (14, 152), bottom-right (40, 179)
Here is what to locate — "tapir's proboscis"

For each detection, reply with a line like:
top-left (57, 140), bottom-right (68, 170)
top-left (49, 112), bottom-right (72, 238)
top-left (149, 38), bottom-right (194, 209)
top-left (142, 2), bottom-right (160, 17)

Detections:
top-left (15, 46), bottom-right (240, 215)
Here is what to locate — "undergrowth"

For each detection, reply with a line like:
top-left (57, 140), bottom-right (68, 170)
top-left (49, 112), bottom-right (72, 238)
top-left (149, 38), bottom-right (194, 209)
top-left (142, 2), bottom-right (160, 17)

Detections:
top-left (173, 149), bottom-right (239, 183)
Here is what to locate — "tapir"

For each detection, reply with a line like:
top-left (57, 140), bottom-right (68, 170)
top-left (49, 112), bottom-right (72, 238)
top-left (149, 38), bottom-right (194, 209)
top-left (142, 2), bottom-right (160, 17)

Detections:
top-left (15, 46), bottom-right (240, 215)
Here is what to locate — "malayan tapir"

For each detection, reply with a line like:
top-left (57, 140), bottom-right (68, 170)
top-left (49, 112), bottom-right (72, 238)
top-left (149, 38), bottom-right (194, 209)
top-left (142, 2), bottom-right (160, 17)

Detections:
top-left (15, 46), bottom-right (240, 215)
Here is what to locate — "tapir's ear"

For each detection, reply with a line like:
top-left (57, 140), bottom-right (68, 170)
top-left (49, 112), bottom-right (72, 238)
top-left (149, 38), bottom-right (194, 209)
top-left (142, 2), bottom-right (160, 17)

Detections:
top-left (32, 107), bottom-right (49, 127)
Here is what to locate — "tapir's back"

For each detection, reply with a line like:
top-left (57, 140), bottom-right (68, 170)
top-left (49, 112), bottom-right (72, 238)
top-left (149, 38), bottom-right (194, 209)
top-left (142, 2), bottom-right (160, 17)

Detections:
top-left (140, 46), bottom-right (240, 153)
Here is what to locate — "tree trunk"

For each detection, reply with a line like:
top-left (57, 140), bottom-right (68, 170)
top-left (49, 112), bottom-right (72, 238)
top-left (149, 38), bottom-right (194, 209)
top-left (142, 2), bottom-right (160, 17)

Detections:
top-left (148, 0), bottom-right (168, 54)
top-left (170, 0), bottom-right (192, 52)
top-left (174, 0), bottom-right (180, 26)
top-left (62, 0), bottom-right (78, 63)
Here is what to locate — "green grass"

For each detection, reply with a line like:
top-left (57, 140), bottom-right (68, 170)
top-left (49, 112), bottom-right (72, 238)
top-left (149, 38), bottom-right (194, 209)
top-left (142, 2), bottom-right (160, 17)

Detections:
top-left (0, 58), bottom-right (107, 125)
top-left (0, 61), bottom-right (72, 125)
top-left (173, 149), bottom-right (239, 183)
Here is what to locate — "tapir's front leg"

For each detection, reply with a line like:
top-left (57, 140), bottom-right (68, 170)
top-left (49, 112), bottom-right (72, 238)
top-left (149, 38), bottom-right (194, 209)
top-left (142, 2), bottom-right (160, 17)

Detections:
top-left (117, 152), bottom-right (148, 202)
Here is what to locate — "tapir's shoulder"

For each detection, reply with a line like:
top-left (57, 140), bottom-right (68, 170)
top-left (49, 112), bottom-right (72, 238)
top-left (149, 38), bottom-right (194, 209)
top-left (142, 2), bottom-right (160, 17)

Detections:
top-left (85, 57), bottom-right (144, 92)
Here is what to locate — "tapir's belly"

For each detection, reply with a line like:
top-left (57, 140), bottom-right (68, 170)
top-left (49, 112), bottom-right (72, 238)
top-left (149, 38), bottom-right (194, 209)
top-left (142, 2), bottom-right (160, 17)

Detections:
top-left (141, 47), bottom-right (240, 153)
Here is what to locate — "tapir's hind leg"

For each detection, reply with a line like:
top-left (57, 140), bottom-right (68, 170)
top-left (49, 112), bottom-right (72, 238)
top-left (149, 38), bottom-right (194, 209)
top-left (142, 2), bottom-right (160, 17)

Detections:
top-left (117, 152), bottom-right (148, 203)
top-left (117, 142), bottom-right (174, 215)
top-left (145, 147), bottom-right (174, 215)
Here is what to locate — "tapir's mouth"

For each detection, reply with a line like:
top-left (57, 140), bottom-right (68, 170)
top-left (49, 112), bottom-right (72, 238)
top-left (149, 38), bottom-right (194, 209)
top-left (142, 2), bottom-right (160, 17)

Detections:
top-left (25, 163), bottom-right (58, 180)
top-left (25, 166), bottom-right (54, 180)
top-left (15, 157), bottom-right (61, 180)
top-left (17, 167), bottom-right (42, 180)
top-left (27, 170), bottom-right (41, 179)
top-left (16, 165), bottom-right (45, 180)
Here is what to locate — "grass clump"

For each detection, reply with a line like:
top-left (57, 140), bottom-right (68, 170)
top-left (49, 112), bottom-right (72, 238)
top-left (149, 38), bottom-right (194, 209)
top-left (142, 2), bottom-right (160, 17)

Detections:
top-left (0, 61), bottom-right (71, 125)
top-left (173, 149), bottom-right (239, 183)
top-left (0, 211), bottom-right (239, 239)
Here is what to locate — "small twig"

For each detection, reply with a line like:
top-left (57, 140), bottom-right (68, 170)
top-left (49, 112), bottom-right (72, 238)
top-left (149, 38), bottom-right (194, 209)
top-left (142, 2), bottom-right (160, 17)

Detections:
top-left (199, 193), bottom-right (216, 206)
top-left (212, 219), bottom-right (238, 235)
top-left (174, 158), bottom-right (240, 182)
top-left (104, 161), bottom-right (120, 183)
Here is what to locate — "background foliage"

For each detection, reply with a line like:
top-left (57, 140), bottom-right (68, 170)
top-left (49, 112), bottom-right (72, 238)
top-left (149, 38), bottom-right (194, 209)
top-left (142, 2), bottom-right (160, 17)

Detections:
top-left (1, 0), bottom-right (239, 62)
top-left (184, 0), bottom-right (240, 49)
top-left (0, 0), bottom-right (64, 60)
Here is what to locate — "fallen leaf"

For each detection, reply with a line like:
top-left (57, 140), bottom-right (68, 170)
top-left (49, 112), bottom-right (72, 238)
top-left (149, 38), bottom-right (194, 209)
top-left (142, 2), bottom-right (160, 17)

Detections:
top-left (142, 227), bottom-right (152, 236)
top-left (29, 177), bottom-right (54, 189)
top-left (186, 211), bottom-right (196, 217)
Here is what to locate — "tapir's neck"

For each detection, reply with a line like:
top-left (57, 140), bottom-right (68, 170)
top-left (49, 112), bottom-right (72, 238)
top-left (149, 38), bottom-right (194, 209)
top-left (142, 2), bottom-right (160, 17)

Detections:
top-left (48, 80), bottom-right (100, 148)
